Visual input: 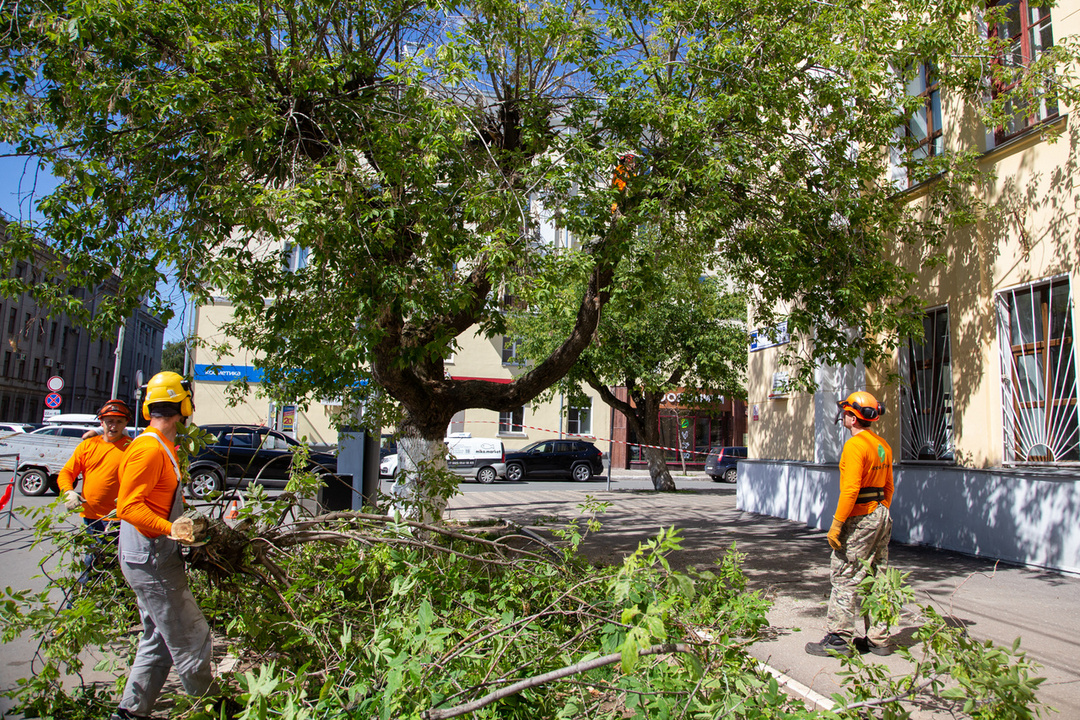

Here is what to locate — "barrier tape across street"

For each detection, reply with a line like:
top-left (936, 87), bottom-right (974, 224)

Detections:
top-left (466, 420), bottom-right (713, 458)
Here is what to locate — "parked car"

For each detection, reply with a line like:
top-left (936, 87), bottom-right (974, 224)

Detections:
top-left (503, 440), bottom-right (604, 482)
top-left (187, 424), bottom-right (338, 500)
top-left (704, 446), bottom-right (747, 483)
top-left (30, 425), bottom-right (97, 439)
top-left (0, 423), bottom-right (35, 434)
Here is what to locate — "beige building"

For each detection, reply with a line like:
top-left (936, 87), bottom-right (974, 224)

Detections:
top-left (739, 0), bottom-right (1080, 574)
top-left (191, 296), bottom-right (611, 453)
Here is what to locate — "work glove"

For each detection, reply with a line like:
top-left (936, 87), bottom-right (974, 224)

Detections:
top-left (63, 490), bottom-right (84, 511)
top-left (827, 517), bottom-right (845, 552)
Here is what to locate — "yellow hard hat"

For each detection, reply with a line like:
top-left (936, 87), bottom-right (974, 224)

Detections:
top-left (142, 371), bottom-right (194, 421)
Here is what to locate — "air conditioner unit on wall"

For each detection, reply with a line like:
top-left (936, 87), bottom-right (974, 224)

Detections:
top-left (57, 363), bottom-right (65, 371)
top-left (16, 353), bottom-right (26, 361)
top-left (44, 358), bottom-right (53, 367)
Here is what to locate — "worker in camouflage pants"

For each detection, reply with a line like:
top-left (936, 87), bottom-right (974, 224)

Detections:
top-left (806, 391), bottom-right (895, 658)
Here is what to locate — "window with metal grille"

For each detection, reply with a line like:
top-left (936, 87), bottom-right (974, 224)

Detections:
top-left (998, 278), bottom-right (1077, 463)
top-left (901, 307), bottom-right (955, 462)
top-left (988, 0), bottom-right (1057, 143)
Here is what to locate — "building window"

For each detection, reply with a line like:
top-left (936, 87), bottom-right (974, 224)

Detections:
top-left (22, 313), bottom-right (30, 339)
top-left (32, 358), bottom-right (40, 382)
top-left (998, 278), bottom-right (1077, 463)
top-left (2, 352), bottom-right (9, 377)
top-left (899, 62), bottom-right (942, 187)
top-left (988, 0), bottom-right (1057, 143)
top-left (7, 308), bottom-right (15, 335)
top-left (499, 408), bottom-right (524, 434)
top-left (501, 337), bottom-right (523, 366)
top-left (902, 308), bottom-right (955, 462)
top-left (567, 402), bottom-right (592, 436)
top-left (50, 321), bottom-right (58, 346)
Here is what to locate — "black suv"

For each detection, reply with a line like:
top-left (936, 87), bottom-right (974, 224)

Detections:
top-left (704, 446), bottom-right (747, 483)
top-left (188, 424), bottom-right (338, 499)
top-left (504, 440), bottom-right (604, 482)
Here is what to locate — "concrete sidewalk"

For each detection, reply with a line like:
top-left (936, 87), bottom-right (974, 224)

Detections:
top-left (445, 478), bottom-right (1080, 717)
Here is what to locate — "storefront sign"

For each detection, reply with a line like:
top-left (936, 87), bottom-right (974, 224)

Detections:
top-left (194, 364), bottom-right (264, 382)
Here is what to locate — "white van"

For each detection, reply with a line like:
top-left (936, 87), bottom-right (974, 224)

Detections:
top-left (44, 413), bottom-right (101, 428)
top-left (445, 435), bottom-right (505, 484)
top-left (380, 434), bottom-right (506, 483)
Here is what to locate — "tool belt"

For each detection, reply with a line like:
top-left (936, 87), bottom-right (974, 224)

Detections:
top-left (856, 486), bottom-right (885, 503)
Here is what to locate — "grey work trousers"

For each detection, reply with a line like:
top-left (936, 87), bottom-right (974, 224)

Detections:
top-left (118, 520), bottom-right (215, 716)
top-left (826, 504), bottom-right (893, 643)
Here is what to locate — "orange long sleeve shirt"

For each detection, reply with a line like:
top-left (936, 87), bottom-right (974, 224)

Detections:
top-left (835, 429), bottom-right (894, 522)
top-left (116, 428), bottom-right (181, 538)
top-left (57, 435), bottom-right (132, 520)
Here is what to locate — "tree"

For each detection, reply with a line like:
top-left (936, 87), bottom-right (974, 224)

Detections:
top-left (2, 0), bottom-right (1076, 515)
top-left (514, 239), bottom-right (746, 491)
top-left (160, 339), bottom-right (187, 375)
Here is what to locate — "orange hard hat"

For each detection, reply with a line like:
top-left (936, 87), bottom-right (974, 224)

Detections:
top-left (97, 399), bottom-right (132, 422)
top-left (837, 391), bottom-right (884, 422)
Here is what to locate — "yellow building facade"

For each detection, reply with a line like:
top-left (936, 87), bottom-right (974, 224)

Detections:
top-left (739, 0), bottom-right (1080, 574)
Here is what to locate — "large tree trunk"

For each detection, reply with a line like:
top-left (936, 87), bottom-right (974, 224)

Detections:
top-left (388, 412), bottom-right (455, 522)
top-left (637, 391), bottom-right (676, 492)
top-left (642, 445), bottom-right (676, 492)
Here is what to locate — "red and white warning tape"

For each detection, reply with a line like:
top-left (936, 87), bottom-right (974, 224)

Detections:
top-left (467, 420), bottom-right (712, 457)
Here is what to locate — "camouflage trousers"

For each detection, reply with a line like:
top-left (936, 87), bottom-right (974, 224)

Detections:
top-left (826, 504), bottom-right (893, 643)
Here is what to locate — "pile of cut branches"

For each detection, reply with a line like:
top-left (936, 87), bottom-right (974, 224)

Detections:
top-left (2, 474), bottom-right (1052, 720)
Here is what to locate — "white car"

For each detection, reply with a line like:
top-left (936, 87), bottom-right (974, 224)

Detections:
top-left (380, 453), bottom-right (399, 479)
top-left (0, 423), bottom-right (34, 434)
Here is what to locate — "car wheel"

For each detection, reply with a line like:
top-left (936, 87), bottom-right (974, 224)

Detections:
top-left (506, 463), bottom-right (524, 482)
top-left (723, 468), bottom-right (737, 483)
top-left (189, 468), bottom-right (224, 500)
top-left (571, 463), bottom-right (592, 482)
top-left (476, 466), bottom-right (497, 484)
top-left (17, 469), bottom-right (49, 497)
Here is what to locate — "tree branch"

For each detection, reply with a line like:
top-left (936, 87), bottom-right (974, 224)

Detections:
top-left (423, 643), bottom-right (700, 720)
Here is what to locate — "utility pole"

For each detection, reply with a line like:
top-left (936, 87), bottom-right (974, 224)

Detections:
top-left (111, 321), bottom-right (125, 399)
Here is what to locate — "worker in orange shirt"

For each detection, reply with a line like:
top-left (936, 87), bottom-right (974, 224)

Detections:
top-left (112, 371), bottom-right (215, 720)
top-left (805, 391), bottom-right (895, 658)
top-left (58, 399), bottom-right (133, 586)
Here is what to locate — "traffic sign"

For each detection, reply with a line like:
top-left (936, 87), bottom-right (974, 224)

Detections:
top-left (45, 392), bottom-right (63, 409)
top-left (47, 375), bottom-right (64, 392)
top-left (43, 409), bottom-right (59, 420)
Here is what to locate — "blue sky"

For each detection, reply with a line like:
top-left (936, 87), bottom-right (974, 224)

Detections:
top-left (0, 145), bottom-right (189, 344)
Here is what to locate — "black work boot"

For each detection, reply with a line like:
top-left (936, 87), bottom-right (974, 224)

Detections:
top-left (804, 632), bottom-right (853, 657)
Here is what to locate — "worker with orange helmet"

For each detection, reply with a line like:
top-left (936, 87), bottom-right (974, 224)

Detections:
top-left (805, 390), bottom-right (895, 658)
top-left (58, 399), bottom-right (134, 586)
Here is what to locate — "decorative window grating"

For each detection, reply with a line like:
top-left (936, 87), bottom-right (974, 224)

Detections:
top-left (901, 307), bottom-right (955, 462)
top-left (997, 278), bottom-right (1078, 463)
